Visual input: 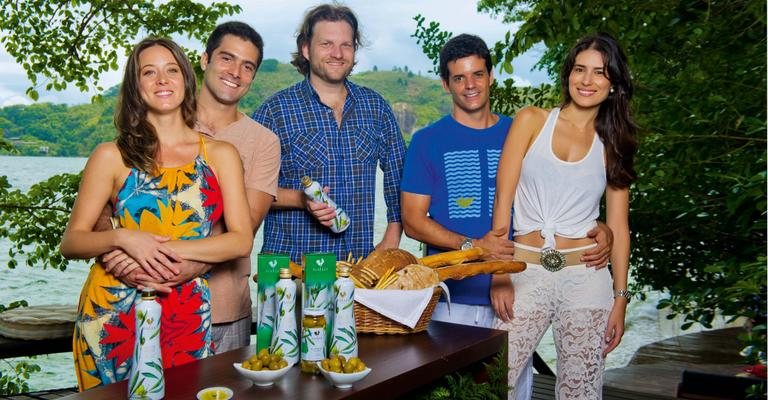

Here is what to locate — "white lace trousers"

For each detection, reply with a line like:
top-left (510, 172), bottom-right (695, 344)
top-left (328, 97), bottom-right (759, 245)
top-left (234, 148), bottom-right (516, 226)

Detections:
top-left (495, 244), bottom-right (614, 399)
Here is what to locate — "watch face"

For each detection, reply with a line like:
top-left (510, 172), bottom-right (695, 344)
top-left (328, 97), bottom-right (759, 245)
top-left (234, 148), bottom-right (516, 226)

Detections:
top-left (460, 238), bottom-right (473, 250)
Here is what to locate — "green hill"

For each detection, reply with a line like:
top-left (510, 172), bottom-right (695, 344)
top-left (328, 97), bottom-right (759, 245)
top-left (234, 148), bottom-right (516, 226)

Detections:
top-left (0, 60), bottom-right (451, 157)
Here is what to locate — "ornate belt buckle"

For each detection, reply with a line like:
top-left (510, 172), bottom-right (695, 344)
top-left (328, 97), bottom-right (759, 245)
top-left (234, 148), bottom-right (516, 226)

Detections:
top-left (540, 247), bottom-right (566, 272)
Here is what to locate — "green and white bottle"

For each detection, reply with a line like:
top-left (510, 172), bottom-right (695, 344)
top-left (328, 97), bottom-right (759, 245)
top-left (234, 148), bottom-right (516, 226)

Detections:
top-left (128, 289), bottom-right (164, 400)
top-left (301, 176), bottom-right (350, 233)
top-left (330, 264), bottom-right (357, 358)
top-left (271, 268), bottom-right (299, 366)
top-left (256, 286), bottom-right (276, 352)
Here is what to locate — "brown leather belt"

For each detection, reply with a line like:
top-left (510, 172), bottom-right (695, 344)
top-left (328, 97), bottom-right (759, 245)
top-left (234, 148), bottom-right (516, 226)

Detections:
top-left (514, 246), bottom-right (588, 272)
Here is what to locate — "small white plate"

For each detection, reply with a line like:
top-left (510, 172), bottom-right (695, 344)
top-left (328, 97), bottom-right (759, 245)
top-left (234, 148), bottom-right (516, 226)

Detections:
top-left (317, 363), bottom-right (372, 389)
top-left (196, 386), bottom-right (233, 400)
top-left (233, 362), bottom-right (291, 387)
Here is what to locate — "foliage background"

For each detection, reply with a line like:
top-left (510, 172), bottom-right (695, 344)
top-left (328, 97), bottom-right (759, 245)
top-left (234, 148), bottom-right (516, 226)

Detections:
top-left (0, 61), bottom-right (451, 157)
top-left (415, 0), bottom-right (767, 334)
top-left (0, 0), bottom-right (766, 395)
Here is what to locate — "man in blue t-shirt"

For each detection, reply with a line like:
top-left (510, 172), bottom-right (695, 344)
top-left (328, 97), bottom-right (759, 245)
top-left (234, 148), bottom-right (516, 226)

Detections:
top-left (402, 34), bottom-right (519, 322)
top-left (401, 34), bottom-right (532, 398)
top-left (401, 34), bottom-right (613, 399)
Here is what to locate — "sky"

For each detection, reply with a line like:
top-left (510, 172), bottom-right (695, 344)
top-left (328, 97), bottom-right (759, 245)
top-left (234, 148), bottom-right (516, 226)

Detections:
top-left (0, 0), bottom-right (551, 107)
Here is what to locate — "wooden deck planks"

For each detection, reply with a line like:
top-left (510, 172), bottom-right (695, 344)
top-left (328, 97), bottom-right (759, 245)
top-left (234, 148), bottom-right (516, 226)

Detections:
top-left (604, 327), bottom-right (748, 399)
top-left (533, 374), bottom-right (674, 400)
top-left (628, 328), bottom-right (743, 367)
top-left (0, 387), bottom-right (77, 399)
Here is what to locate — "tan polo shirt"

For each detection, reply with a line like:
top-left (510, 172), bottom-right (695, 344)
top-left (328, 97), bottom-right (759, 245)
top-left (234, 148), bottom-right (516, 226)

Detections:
top-left (197, 114), bottom-right (280, 324)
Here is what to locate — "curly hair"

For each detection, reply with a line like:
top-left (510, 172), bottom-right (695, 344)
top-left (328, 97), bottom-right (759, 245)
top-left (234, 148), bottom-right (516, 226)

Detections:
top-left (291, 3), bottom-right (362, 76)
top-left (115, 37), bottom-right (197, 173)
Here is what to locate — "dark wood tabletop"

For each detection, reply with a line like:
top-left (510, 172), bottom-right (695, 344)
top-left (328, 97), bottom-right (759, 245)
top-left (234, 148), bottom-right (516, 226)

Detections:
top-left (61, 321), bottom-right (507, 400)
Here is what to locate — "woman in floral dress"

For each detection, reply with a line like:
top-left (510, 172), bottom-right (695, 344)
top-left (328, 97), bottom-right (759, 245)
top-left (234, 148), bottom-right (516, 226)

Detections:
top-left (60, 37), bottom-right (253, 391)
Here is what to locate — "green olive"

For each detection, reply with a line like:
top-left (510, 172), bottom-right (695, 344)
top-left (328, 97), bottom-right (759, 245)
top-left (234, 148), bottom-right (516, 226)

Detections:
top-left (329, 358), bottom-right (341, 371)
top-left (343, 362), bottom-right (355, 373)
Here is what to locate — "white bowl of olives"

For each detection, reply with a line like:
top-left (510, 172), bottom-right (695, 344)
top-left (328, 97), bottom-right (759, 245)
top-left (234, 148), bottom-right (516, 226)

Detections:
top-left (233, 349), bottom-right (291, 387)
top-left (317, 355), bottom-right (371, 389)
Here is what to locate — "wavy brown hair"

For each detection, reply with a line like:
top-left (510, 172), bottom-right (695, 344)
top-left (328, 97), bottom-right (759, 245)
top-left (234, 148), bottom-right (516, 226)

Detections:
top-left (115, 37), bottom-right (197, 173)
top-left (291, 3), bottom-right (362, 76)
top-left (561, 32), bottom-right (638, 189)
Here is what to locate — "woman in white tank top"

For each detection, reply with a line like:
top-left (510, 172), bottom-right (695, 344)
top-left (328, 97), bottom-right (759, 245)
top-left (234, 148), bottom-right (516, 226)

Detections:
top-left (491, 33), bottom-right (638, 399)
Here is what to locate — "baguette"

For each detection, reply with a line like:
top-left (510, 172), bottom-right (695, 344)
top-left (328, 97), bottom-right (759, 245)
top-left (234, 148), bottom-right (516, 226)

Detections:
top-left (436, 260), bottom-right (526, 281)
top-left (358, 248), bottom-right (418, 277)
top-left (418, 247), bottom-right (487, 268)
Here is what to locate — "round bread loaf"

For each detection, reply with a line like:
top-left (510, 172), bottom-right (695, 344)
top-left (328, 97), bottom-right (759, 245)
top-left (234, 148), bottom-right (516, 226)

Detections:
top-left (385, 264), bottom-right (440, 290)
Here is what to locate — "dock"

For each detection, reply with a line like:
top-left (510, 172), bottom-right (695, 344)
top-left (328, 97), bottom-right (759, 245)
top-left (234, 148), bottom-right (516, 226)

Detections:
top-left (602, 327), bottom-right (756, 399)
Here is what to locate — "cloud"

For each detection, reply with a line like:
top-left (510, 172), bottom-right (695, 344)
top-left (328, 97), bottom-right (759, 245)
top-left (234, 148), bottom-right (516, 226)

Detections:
top-left (0, 0), bottom-right (552, 106)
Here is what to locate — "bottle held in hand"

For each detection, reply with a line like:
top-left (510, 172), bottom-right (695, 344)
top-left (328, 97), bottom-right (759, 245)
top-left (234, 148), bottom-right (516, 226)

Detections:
top-left (301, 176), bottom-right (350, 233)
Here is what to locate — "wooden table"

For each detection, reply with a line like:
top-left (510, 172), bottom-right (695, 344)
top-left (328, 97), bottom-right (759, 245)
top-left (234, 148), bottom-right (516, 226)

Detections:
top-left (62, 321), bottom-right (507, 399)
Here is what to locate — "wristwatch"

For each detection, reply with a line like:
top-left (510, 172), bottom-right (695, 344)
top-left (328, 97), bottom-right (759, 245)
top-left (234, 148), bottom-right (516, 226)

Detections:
top-left (614, 289), bottom-right (632, 303)
top-left (460, 237), bottom-right (474, 251)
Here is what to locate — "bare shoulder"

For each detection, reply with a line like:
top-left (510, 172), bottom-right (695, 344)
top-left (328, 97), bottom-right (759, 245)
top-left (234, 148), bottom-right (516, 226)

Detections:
top-left (205, 137), bottom-right (241, 166)
top-left (91, 141), bottom-right (120, 157)
top-left (206, 137), bottom-right (238, 155)
top-left (87, 142), bottom-right (123, 168)
top-left (510, 106), bottom-right (548, 138)
top-left (514, 106), bottom-right (549, 125)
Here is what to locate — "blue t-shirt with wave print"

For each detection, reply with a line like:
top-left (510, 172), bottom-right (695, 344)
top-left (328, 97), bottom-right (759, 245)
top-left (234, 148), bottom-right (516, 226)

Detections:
top-left (401, 114), bottom-right (513, 305)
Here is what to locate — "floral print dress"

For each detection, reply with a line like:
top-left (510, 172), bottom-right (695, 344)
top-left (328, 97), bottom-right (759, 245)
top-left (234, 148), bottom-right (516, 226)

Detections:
top-left (73, 136), bottom-right (223, 390)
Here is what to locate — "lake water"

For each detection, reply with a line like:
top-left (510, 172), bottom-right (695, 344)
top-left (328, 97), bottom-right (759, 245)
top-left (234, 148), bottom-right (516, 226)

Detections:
top-left (0, 154), bottom-right (735, 391)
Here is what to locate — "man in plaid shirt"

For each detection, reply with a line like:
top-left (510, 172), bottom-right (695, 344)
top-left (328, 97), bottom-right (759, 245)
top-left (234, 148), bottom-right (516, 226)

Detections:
top-left (253, 4), bottom-right (405, 262)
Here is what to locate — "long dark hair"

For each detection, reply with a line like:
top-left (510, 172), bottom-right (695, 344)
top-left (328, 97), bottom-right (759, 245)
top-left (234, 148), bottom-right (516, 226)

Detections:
top-left (561, 32), bottom-right (638, 188)
top-left (291, 3), bottom-right (362, 76)
top-left (115, 37), bottom-right (197, 173)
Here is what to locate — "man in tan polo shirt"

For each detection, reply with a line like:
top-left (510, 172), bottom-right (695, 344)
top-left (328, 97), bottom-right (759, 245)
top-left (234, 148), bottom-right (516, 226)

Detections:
top-left (193, 21), bottom-right (279, 352)
top-left (100, 22), bottom-right (279, 353)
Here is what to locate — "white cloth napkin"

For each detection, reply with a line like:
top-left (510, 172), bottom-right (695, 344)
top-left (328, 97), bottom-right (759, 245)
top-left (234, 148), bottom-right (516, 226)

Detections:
top-left (354, 283), bottom-right (450, 328)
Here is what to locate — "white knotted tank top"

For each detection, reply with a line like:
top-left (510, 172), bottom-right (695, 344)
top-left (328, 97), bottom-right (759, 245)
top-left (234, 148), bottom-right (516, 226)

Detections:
top-left (512, 107), bottom-right (606, 249)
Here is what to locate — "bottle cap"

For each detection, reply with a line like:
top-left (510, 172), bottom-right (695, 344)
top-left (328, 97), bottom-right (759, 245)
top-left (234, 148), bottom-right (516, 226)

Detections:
top-left (141, 289), bottom-right (156, 300)
top-left (300, 176), bottom-right (312, 187)
top-left (304, 307), bottom-right (324, 317)
top-left (279, 267), bottom-right (292, 279)
top-left (336, 263), bottom-right (351, 277)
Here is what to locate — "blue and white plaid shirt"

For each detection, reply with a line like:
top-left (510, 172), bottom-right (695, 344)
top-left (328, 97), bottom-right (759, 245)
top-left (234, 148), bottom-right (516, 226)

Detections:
top-left (253, 78), bottom-right (405, 262)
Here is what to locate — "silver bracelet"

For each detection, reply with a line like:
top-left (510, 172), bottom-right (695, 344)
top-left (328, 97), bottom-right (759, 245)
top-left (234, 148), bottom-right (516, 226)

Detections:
top-left (614, 289), bottom-right (631, 303)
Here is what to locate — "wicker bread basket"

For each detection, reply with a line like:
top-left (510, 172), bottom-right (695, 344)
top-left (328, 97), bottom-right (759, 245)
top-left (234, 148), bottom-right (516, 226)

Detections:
top-left (353, 286), bottom-right (442, 334)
